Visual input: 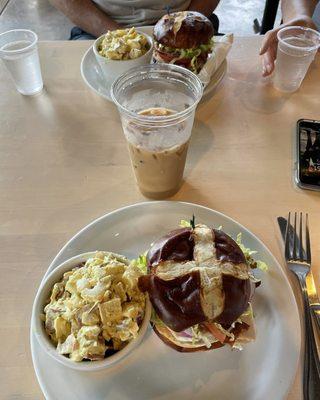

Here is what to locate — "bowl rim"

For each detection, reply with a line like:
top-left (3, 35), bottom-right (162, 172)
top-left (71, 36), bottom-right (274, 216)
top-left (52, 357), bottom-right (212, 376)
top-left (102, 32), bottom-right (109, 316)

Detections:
top-left (92, 30), bottom-right (153, 63)
top-left (31, 251), bottom-right (151, 372)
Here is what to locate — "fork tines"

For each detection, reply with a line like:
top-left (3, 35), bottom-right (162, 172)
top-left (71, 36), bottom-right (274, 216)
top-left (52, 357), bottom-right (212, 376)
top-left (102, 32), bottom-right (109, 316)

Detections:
top-left (285, 212), bottom-right (311, 264)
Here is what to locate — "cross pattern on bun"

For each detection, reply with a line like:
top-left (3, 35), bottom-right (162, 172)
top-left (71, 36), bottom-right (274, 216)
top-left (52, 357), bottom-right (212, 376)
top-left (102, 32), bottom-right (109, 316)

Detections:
top-left (138, 224), bottom-right (257, 352)
top-left (153, 11), bottom-right (214, 74)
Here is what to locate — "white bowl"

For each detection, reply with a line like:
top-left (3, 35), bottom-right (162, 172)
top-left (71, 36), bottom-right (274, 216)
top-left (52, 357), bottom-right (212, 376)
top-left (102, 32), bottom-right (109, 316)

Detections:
top-left (31, 252), bottom-right (151, 372)
top-left (93, 31), bottom-right (153, 82)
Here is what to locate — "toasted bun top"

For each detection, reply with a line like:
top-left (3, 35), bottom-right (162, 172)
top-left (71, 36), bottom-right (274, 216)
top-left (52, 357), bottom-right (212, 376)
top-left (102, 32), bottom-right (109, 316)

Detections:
top-left (154, 11), bottom-right (214, 49)
top-left (138, 224), bottom-right (255, 331)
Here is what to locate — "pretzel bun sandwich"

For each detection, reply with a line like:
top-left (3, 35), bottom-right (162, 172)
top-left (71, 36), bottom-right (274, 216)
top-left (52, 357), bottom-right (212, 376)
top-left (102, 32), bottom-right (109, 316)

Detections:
top-left (153, 11), bottom-right (214, 74)
top-left (138, 223), bottom-right (259, 352)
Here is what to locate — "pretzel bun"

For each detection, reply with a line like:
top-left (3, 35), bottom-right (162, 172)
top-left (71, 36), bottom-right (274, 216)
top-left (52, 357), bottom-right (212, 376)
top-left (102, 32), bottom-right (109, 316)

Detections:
top-left (138, 224), bottom-right (256, 351)
top-left (152, 11), bottom-right (214, 73)
top-left (154, 11), bottom-right (214, 49)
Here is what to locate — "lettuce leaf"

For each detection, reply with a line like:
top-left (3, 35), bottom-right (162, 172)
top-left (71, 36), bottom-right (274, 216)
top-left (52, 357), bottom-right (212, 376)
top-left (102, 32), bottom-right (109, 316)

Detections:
top-left (157, 39), bottom-right (213, 56)
top-left (131, 253), bottom-right (147, 274)
top-left (151, 308), bottom-right (166, 327)
top-left (180, 219), bottom-right (191, 228)
top-left (256, 260), bottom-right (268, 272)
top-left (236, 233), bottom-right (268, 271)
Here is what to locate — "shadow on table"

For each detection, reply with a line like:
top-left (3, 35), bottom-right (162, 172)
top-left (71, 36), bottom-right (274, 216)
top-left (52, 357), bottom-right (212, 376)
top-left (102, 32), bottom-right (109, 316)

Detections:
top-left (230, 63), bottom-right (292, 114)
top-left (187, 118), bottom-right (214, 171)
top-left (22, 86), bottom-right (126, 168)
top-left (173, 181), bottom-right (214, 206)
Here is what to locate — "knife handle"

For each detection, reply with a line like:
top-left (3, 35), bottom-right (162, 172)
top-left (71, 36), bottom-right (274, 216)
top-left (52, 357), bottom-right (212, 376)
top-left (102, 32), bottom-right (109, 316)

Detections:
top-left (310, 305), bottom-right (320, 344)
top-left (296, 274), bottom-right (320, 400)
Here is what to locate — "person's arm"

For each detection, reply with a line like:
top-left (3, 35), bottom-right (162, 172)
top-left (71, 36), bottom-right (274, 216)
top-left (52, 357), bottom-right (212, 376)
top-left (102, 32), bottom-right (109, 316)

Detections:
top-left (281, 0), bottom-right (318, 22)
top-left (49, 0), bottom-right (120, 37)
top-left (260, 0), bottom-right (318, 77)
top-left (188, 0), bottom-right (220, 17)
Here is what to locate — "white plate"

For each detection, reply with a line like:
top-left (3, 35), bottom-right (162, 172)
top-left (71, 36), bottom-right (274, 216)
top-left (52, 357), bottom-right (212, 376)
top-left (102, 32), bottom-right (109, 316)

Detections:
top-left (31, 201), bottom-right (300, 400)
top-left (80, 26), bottom-right (227, 102)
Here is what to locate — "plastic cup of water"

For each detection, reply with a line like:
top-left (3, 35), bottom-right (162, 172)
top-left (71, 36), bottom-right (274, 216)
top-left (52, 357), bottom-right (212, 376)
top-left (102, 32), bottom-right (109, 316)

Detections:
top-left (0, 29), bottom-right (43, 95)
top-left (273, 26), bottom-right (320, 93)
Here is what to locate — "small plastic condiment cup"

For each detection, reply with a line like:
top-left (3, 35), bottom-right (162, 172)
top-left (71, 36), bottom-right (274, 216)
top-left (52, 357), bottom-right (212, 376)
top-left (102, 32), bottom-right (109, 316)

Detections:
top-left (31, 252), bottom-right (151, 371)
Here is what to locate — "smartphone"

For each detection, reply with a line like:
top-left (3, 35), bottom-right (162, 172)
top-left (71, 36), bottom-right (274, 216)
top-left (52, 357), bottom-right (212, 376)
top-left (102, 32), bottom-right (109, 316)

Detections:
top-left (295, 119), bottom-right (320, 191)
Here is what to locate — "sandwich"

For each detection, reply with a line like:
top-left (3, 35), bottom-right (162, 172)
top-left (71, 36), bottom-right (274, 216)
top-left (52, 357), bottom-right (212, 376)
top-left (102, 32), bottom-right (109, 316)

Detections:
top-left (153, 11), bottom-right (214, 74)
top-left (138, 222), bottom-right (261, 352)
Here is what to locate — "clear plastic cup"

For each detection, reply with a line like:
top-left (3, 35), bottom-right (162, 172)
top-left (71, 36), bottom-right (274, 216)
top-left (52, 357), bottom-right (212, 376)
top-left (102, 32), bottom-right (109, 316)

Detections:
top-left (274, 26), bottom-right (320, 93)
top-left (111, 64), bottom-right (203, 199)
top-left (0, 29), bottom-right (43, 95)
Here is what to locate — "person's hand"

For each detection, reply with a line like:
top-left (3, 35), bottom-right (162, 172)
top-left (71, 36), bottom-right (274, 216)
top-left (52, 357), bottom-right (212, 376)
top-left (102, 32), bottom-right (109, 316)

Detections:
top-left (259, 16), bottom-right (317, 77)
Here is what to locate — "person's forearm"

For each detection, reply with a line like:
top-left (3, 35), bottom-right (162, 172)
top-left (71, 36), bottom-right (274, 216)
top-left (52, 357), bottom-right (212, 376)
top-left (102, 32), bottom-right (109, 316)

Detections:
top-left (49, 0), bottom-right (120, 37)
top-left (281, 0), bottom-right (318, 22)
top-left (188, 0), bottom-right (220, 17)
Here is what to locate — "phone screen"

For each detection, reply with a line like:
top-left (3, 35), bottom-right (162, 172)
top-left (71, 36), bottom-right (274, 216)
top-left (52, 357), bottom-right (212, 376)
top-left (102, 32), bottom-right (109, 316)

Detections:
top-left (298, 119), bottom-right (320, 187)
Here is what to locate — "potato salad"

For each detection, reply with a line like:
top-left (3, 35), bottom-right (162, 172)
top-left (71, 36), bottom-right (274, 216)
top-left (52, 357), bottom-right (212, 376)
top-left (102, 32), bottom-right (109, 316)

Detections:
top-left (43, 252), bottom-right (146, 362)
top-left (98, 27), bottom-right (150, 60)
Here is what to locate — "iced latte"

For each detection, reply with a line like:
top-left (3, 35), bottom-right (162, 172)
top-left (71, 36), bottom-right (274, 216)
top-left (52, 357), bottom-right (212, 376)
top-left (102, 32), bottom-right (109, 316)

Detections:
top-left (125, 108), bottom-right (189, 198)
top-left (111, 64), bottom-right (203, 198)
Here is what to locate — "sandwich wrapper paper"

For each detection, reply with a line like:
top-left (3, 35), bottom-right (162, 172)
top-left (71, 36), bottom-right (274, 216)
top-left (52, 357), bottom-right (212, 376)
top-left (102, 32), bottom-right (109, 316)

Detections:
top-left (198, 33), bottom-right (233, 87)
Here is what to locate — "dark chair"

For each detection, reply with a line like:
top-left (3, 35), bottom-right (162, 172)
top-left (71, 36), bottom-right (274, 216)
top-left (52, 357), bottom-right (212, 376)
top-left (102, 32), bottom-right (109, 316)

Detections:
top-left (253, 0), bottom-right (280, 34)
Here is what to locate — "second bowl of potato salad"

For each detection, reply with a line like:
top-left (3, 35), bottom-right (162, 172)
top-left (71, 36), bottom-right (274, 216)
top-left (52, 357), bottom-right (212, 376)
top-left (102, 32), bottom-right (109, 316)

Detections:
top-left (93, 28), bottom-right (153, 82)
top-left (32, 251), bottom-right (151, 371)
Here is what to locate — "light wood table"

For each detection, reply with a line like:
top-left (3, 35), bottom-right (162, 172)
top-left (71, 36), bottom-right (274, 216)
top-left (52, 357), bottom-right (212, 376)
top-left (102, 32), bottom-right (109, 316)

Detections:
top-left (0, 37), bottom-right (319, 399)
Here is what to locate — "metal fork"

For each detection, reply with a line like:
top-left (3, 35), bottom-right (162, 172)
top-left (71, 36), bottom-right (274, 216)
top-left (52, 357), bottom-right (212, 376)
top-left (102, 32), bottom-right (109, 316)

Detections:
top-left (285, 212), bottom-right (320, 399)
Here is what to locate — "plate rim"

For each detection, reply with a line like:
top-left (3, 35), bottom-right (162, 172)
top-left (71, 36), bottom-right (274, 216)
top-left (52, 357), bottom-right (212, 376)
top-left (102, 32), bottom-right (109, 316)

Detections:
top-left (80, 45), bottom-right (111, 101)
top-left (30, 200), bottom-right (301, 400)
top-left (80, 43), bottom-right (227, 103)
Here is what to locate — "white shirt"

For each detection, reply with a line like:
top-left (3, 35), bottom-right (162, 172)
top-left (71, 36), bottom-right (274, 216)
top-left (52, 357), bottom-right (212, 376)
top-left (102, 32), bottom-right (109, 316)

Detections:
top-left (93, 0), bottom-right (191, 26)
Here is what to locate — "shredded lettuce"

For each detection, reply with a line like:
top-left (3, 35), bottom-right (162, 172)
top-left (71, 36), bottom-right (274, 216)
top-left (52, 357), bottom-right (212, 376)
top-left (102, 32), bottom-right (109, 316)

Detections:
top-left (232, 342), bottom-right (243, 351)
top-left (240, 303), bottom-right (254, 319)
top-left (156, 40), bottom-right (214, 73)
top-left (190, 55), bottom-right (198, 72)
top-left (214, 323), bottom-right (235, 340)
top-left (256, 260), bottom-right (268, 272)
top-left (191, 324), bottom-right (214, 348)
top-left (180, 215), bottom-right (195, 228)
top-left (236, 233), bottom-right (257, 257)
top-left (131, 253), bottom-right (147, 274)
top-left (236, 233), bottom-right (268, 271)
top-left (200, 42), bottom-right (214, 52)
top-left (157, 39), bottom-right (213, 57)
top-left (180, 48), bottom-right (201, 59)
top-left (180, 219), bottom-right (191, 228)
top-left (151, 309), bottom-right (166, 327)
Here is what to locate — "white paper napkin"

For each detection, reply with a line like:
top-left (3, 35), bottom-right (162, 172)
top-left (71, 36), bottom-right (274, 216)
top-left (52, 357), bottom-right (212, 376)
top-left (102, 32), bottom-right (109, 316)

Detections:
top-left (198, 33), bottom-right (233, 87)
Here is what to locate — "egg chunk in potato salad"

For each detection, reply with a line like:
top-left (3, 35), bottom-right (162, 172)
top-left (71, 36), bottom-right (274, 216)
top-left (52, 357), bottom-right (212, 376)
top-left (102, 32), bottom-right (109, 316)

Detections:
top-left (43, 252), bottom-right (146, 362)
top-left (98, 27), bottom-right (150, 60)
